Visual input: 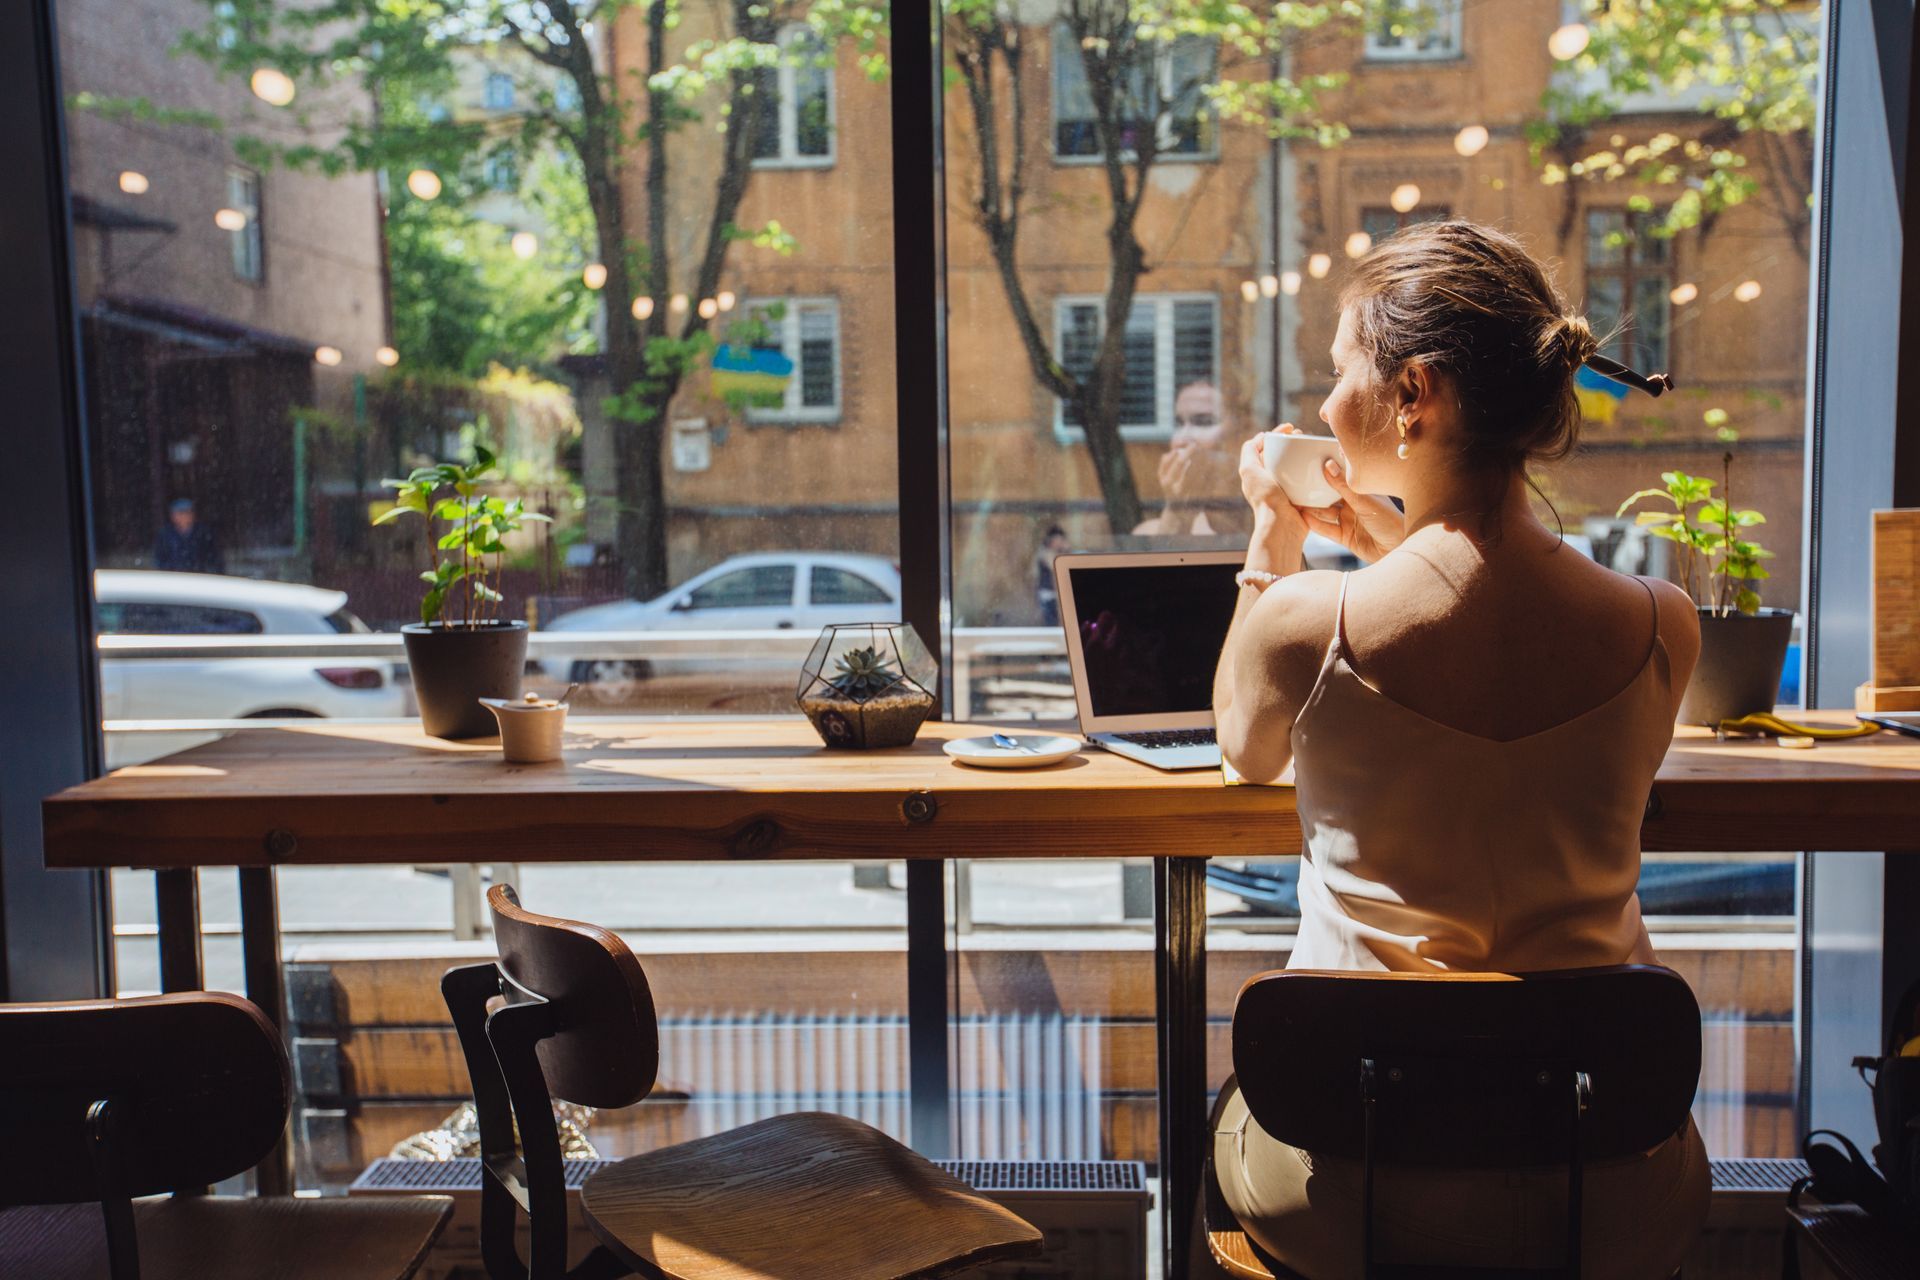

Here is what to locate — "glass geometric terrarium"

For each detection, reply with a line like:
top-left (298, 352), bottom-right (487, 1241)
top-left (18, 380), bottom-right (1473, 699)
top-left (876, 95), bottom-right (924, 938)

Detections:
top-left (796, 622), bottom-right (939, 748)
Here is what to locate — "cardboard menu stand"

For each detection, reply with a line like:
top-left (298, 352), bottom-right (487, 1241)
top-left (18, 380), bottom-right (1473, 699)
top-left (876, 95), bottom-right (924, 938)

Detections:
top-left (1857, 509), bottom-right (1920, 712)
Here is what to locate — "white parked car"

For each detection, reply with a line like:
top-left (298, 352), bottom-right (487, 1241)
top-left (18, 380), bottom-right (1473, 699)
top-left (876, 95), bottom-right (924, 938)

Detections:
top-left (96, 570), bottom-right (406, 723)
top-left (541, 552), bottom-right (902, 702)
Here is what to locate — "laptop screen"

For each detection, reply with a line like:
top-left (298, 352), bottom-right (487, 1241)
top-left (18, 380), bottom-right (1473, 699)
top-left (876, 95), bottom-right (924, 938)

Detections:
top-left (1064, 559), bottom-right (1241, 718)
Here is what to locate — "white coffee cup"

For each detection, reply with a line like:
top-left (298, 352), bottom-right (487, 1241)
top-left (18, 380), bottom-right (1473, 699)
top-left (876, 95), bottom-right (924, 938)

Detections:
top-left (1261, 431), bottom-right (1344, 507)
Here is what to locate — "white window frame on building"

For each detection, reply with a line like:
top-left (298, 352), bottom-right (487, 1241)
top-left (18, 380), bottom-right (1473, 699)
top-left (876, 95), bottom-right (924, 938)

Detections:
top-left (483, 71), bottom-right (516, 111)
top-left (744, 297), bottom-right (843, 425)
top-left (226, 166), bottom-right (263, 284)
top-left (1051, 26), bottom-right (1218, 164)
top-left (1584, 207), bottom-right (1673, 374)
top-left (1052, 293), bottom-right (1220, 442)
top-left (750, 24), bottom-right (835, 170)
top-left (1365, 0), bottom-right (1463, 62)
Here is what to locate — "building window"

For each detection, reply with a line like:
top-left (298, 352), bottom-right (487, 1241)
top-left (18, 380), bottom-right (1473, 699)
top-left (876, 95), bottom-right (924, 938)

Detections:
top-left (751, 25), bottom-right (834, 168)
top-left (553, 77), bottom-right (580, 114)
top-left (1365, 0), bottom-right (1462, 61)
top-left (744, 298), bottom-right (842, 424)
top-left (483, 71), bottom-right (516, 111)
top-left (1055, 294), bottom-right (1218, 440)
top-left (1360, 205), bottom-right (1452, 242)
top-left (226, 167), bottom-right (262, 283)
top-left (1052, 26), bottom-right (1216, 162)
top-left (483, 154), bottom-right (519, 192)
top-left (1585, 209), bottom-right (1672, 372)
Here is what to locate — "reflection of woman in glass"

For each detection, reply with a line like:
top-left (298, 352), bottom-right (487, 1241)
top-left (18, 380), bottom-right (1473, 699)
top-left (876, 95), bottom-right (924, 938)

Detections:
top-left (1133, 381), bottom-right (1251, 538)
top-left (1207, 222), bottom-right (1703, 1278)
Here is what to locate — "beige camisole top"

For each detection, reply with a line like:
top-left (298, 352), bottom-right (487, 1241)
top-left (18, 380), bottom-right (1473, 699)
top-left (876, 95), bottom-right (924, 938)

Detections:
top-left (1286, 574), bottom-right (1669, 974)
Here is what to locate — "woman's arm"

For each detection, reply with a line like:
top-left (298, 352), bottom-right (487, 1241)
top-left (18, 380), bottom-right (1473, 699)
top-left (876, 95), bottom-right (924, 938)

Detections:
top-left (1212, 438), bottom-right (1341, 784)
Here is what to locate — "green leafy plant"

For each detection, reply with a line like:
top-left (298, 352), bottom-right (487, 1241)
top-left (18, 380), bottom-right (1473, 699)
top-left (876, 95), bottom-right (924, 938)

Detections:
top-left (826, 646), bottom-right (903, 700)
top-left (374, 445), bottom-right (550, 626)
top-left (1617, 451), bottom-right (1772, 617)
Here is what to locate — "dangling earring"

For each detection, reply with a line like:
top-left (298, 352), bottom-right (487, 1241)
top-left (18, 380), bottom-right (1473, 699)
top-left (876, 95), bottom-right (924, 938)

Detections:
top-left (1396, 413), bottom-right (1412, 461)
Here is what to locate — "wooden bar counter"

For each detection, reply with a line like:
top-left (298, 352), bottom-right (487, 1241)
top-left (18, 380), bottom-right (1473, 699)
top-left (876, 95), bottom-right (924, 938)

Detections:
top-left (40, 712), bottom-right (1920, 870)
top-left (39, 711), bottom-right (1920, 1278)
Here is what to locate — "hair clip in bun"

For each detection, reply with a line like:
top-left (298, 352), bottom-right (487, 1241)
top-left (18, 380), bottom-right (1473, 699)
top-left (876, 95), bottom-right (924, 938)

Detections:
top-left (1582, 352), bottom-right (1674, 398)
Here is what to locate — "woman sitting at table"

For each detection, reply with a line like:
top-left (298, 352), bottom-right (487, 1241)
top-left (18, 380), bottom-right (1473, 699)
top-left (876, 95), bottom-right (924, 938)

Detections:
top-left (1207, 220), bottom-right (1707, 1279)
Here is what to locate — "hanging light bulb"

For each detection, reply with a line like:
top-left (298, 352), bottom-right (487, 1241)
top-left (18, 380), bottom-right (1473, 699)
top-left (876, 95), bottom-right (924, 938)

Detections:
top-left (1548, 23), bottom-right (1590, 61)
top-left (582, 263), bottom-right (608, 290)
top-left (1734, 280), bottom-right (1763, 302)
top-left (406, 169), bottom-right (442, 201)
top-left (314, 346), bottom-right (343, 367)
top-left (1308, 253), bottom-right (1332, 279)
top-left (1258, 275), bottom-right (1280, 298)
top-left (1669, 282), bottom-right (1699, 306)
top-left (1280, 271), bottom-right (1302, 296)
top-left (670, 293), bottom-right (690, 314)
top-left (510, 231), bottom-right (539, 259)
top-left (1390, 183), bottom-right (1421, 214)
top-left (717, 291), bottom-right (737, 312)
top-left (632, 296), bottom-right (655, 320)
top-left (375, 346), bottom-right (400, 367)
top-left (214, 207), bottom-right (248, 231)
top-left (1239, 280), bottom-right (1260, 302)
top-left (250, 67), bottom-right (296, 107)
top-left (1344, 231), bottom-right (1373, 259)
top-left (118, 171), bottom-right (150, 195)
top-left (1454, 125), bottom-right (1490, 158)
top-left (698, 298), bottom-right (719, 319)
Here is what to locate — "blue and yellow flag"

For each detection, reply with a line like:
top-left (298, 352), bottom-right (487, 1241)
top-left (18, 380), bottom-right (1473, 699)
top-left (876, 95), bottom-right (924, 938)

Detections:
top-left (711, 344), bottom-right (793, 404)
top-left (1573, 364), bottom-right (1629, 424)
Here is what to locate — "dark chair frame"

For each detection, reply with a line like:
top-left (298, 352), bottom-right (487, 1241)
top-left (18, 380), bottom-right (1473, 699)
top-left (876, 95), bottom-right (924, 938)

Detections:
top-left (1226, 965), bottom-right (1703, 1280)
top-left (443, 961), bottom-right (634, 1280)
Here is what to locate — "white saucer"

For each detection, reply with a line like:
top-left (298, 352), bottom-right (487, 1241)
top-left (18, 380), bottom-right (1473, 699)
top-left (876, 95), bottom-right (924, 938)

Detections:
top-left (943, 734), bottom-right (1082, 769)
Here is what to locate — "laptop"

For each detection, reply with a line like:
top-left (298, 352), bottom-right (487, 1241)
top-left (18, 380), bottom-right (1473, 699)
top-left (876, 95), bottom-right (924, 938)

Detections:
top-left (1054, 550), bottom-right (1242, 770)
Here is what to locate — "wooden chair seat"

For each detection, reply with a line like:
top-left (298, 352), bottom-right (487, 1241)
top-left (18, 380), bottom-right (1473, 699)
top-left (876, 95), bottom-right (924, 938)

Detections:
top-left (1201, 1155), bottom-right (1300, 1280)
top-left (0, 1194), bottom-right (452, 1280)
top-left (580, 1110), bottom-right (1040, 1280)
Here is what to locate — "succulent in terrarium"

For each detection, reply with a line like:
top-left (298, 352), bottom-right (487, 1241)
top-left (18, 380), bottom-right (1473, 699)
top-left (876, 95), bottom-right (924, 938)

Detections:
top-left (827, 646), bottom-right (903, 700)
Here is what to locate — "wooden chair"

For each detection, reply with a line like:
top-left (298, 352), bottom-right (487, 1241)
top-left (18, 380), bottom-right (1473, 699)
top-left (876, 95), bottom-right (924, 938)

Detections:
top-left (1202, 965), bottom-right (1703, 1280)
top-left (0, 991), bottom-right (451, 1280)
top-left (443, 883), bottom-right (1041, 1280)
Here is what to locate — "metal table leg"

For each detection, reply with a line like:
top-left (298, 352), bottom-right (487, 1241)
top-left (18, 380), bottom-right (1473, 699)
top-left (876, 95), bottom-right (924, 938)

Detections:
top-left (1156, 857), bottom-right (1208, 1280)
top-left (239, 866), bottom-right (294, 1196)
top-left (153, 868), bottom-right (203, 992)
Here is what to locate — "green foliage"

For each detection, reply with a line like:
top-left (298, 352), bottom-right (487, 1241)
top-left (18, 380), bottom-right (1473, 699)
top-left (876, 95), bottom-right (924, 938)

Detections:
top-left (374, 445), bottom-right (550, 625)
top-left (1531, 1), bottom-right (1818, 245)
top-left (1616, 454), bottom-right (1771, 617)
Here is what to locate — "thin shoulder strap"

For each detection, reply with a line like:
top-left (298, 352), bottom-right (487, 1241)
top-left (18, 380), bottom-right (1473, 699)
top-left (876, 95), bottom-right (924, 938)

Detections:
top-left (1638, 576), bottom-right (1661, 668)
top-left (1331, 572), bottom-right (1352, 660)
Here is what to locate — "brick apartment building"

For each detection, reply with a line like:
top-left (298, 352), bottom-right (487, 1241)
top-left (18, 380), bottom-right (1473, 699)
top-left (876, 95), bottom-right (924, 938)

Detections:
top-left (605, 0), bottom-right (1811, 623)
top-left (59, 0), bottom-right (387, 570)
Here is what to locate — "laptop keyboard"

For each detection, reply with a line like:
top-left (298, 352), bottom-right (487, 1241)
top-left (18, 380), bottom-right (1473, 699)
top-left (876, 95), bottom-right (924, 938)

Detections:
top-left (1113, 728), bottom-right (1217, 749)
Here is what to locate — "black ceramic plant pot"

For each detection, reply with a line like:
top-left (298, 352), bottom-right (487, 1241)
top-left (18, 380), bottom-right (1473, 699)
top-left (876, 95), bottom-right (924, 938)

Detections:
top-left (1678, 608), bottom-right (1794, 727)
top-left (402, 620), bottom-right (529, 739)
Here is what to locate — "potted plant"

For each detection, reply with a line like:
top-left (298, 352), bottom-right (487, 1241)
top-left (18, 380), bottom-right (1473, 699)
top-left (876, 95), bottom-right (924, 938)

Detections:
top-left (797, 623), bottom-right (938, 748)
top-left (375, 446), bottom-right (549, 739)
top-left (1618, 451), bottom-right (1791, 726)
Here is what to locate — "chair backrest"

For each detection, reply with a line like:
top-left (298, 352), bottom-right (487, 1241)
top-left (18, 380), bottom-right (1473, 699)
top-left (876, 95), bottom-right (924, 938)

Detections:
top-left (0, 992), bottom-right (289, 1204)
top-left (487, 883), bottom-right (660, 1108)
top-left (1232, 965), bottom-right (1700, 1166)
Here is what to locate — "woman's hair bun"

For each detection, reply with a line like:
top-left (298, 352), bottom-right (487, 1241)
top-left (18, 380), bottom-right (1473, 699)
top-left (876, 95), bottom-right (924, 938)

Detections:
top-left (1555, 314), bottom-right (1600, 370)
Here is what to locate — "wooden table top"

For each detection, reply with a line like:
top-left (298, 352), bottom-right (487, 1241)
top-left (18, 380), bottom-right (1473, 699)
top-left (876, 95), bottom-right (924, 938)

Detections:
top-left (41, 713), bottom-right (1920, 868)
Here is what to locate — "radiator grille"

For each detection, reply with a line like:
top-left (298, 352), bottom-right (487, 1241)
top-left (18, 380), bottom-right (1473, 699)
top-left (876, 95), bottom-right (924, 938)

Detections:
top-left (1708, 1157), bottom-right (1808, 1191)
top-left (352, 1155), bottom-right (1144, 1197)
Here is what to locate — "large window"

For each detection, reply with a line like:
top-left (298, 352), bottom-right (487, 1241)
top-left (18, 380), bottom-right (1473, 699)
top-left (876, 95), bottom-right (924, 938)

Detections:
top-left (752, 24), bottom-right (834, 168)
top-left (1365, 0), bottom-right (1462, 61)
top-left (1055, 294), bottom-right (1218, 439)
top-left (1051, 26), bottom-right (1216, 161)
top-left (1585, 207), bottom-right (1673, 373)
top-left (743, 298), bottom-right (842, 423)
